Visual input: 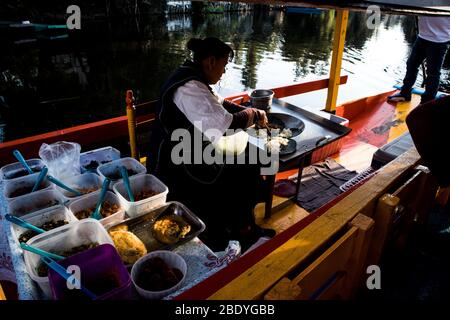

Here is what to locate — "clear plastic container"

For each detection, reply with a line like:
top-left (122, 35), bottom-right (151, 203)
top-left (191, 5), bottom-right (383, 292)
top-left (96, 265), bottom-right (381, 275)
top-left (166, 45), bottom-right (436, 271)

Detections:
top-left (68, 191), bottom-right (125, 227)
top-left (57, 173), bottom-right (102, 204)
top-left (10, 205), bottom-right (77, 248)
top-left (49, 244), bottom-right (132, 300)
top-left (97, 157), bottom-right (146, 186)
top-left (0, 159), bottom-right (45, 182)
top-left (80, 146), bottom-right (121, 173)
top-left (23, 218), bottom-right (114, 298)
top-left (113, 174), bottom-right (168, 218)
top-left (7, 189), bottom-right (66, 218)
top-left (39, 141), bottom-right (81, 181)
top-left (131, 250), bottom-right (187, 300)
top-left (3, 172), bottom-right (54, 202)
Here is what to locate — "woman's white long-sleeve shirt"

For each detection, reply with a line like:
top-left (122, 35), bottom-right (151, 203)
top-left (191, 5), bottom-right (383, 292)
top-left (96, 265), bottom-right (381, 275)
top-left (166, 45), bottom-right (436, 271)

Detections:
top-left (173, 80), bottom-right (233, 142)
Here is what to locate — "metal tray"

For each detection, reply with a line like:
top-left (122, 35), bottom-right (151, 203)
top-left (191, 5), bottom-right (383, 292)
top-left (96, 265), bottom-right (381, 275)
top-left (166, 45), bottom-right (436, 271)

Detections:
top-left (106, 201), bottom-right (205, 253)
top-left (248, 98), bottom-right (352, 169)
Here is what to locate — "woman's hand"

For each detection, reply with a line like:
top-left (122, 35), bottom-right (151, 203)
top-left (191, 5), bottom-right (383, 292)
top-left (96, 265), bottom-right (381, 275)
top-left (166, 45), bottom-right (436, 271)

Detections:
top-left (254, 109), bottom-right (268, 127)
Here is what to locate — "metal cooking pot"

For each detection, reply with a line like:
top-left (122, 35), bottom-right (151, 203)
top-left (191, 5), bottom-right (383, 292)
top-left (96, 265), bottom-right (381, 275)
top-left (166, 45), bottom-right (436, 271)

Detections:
top-left (250, 89), bottom-right (274, 111)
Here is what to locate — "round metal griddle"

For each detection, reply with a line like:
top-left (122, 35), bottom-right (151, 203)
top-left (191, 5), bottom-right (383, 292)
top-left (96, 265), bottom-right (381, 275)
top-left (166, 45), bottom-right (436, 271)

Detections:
top-left (280, 138), bottom-right (297, 156)
top-left (266, 113), bottom-right (305, 137)
top-left (248, 112), bottom-right (306, 138)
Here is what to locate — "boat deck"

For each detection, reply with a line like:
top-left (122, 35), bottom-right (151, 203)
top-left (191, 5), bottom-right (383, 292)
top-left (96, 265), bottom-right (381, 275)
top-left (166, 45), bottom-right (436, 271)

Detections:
top-left (256, 91), bottom-right (420, 233)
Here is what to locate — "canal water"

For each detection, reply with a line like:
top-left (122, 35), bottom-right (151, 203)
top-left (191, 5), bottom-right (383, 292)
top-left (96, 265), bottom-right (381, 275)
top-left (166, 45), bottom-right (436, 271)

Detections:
top-left (0, 8), bottom-right (449, 142)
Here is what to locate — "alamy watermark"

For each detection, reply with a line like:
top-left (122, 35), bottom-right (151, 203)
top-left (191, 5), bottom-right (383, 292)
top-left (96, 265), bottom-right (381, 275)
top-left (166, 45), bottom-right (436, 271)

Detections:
top-left (366, 264), bottom-right (381, 290)
top-left (366, 5), bottom-right (381, 30)
top-left (170, 121), bottom-right (281, 175)
top-left (366, 5), bottom-right (401, 30)
top-left (66, 5), bottom-right (81, 30)
top-left (66, 264), bottom-right (81, 290)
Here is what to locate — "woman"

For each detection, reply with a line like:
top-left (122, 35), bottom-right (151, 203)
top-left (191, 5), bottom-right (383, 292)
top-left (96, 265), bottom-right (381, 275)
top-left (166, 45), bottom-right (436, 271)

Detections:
top-left (149, 37), bottom-right (274, 250)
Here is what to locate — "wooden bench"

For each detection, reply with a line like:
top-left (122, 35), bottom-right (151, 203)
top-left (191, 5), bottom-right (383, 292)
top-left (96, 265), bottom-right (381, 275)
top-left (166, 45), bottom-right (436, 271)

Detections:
top-left (264, 214), bottom-right (374, 300)
top-left (367, 165), bottom-right (437, 265)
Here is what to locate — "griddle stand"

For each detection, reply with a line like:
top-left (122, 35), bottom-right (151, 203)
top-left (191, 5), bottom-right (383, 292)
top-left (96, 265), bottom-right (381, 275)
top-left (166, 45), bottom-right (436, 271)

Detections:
top-left (257, 98), bottom-right (351, 219)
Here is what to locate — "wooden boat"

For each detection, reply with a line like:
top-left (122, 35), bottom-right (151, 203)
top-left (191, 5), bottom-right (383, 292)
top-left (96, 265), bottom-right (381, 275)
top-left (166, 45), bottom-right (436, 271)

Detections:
top-left (285, 7), bottom-right (322, 14)
top-left (0, 21), bottom-right (68, 44)
top-left (0, 1), bottom-right (448, 300)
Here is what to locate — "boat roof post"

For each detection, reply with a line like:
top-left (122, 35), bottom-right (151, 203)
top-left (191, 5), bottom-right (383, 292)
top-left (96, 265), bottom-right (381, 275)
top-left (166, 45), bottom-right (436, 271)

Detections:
top-left (0, 283), bottom-right (6, 300)
top-left (325, 9), bottom-right (349, 113)
top-left (126, 90), bottom-right (138, 159)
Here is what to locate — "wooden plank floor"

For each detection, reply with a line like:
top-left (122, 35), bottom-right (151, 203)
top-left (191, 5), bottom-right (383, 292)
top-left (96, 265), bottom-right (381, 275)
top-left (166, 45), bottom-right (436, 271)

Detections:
top-left (254, 197), bottom-right (310, 234)
top-left (256, 94), bottom-right (419, 233)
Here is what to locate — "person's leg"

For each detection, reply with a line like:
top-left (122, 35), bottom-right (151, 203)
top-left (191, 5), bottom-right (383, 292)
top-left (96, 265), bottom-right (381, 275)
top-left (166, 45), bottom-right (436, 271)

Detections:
top-left (401, 37), bottom-right (428, 96)
top-left (422, 41), bottom-right (449, 104)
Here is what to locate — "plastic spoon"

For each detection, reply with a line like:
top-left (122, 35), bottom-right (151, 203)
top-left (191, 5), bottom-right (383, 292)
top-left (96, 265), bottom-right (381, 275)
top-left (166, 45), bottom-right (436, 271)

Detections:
top-left (20, 243), bottom-right (65, 261)
top-left (13, 149), bottom-right (33, 174)
top-left (5, 214), bottom-right (45, 235)
top-left (47, 175), bottom-right (82, 197)
top-left (31, 166), bottom-right (48, 192)
top-left (40, 255), bottom-right (97, 300)
top-left (91, 178), bottom-right (110, 220)
top-left (120, 166), bottom-right (134, 202)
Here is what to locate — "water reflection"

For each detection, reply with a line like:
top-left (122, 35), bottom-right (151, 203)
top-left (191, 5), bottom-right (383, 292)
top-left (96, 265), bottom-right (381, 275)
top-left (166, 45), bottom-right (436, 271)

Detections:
top-left (0, 8), bottom-right (449, 142)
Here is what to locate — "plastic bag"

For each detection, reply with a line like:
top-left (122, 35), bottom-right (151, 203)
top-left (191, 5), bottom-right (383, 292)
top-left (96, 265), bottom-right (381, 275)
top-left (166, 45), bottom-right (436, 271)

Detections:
top-left (39, 141), bottom-right (81, 181)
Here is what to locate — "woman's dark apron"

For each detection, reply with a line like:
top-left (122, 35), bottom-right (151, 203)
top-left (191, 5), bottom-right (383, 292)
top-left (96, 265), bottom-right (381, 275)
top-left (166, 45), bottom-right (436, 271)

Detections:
top-left (148, 61), bottom-right (264, 245)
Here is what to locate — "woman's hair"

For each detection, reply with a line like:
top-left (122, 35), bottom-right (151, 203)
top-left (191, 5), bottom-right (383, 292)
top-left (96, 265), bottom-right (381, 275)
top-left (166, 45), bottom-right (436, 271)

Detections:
top-left (187, 37), bottom-right (234, 63)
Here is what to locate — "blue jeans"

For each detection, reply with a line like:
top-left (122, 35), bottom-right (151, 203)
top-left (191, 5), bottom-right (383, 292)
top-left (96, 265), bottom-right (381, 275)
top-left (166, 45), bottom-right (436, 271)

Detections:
top-left (401, 37), bottom-right (449, 103)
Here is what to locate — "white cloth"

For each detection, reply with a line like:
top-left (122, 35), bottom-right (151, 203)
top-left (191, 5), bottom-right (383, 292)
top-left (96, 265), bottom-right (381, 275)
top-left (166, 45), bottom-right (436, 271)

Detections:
top-left (173, 80), bottom-right (233, 142)
top-left (418, 16), bottom-right (450, 43)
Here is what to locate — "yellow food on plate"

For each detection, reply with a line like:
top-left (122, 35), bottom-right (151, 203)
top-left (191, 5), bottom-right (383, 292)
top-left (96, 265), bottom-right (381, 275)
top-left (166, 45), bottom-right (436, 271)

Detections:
top-left (109, 230), bottom-right (147, 264)
top-left (152, 214), bottom-right (191, 245)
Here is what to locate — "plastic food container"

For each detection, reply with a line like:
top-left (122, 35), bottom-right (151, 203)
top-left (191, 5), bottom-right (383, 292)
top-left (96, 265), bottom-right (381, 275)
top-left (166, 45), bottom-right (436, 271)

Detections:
top-left (57, 173), bottom-right (102, 204)
top-left (49, 244), bottom-right (133, 300)
top-left (69, 191), bottom-right (125, 227)
top-left (3, 172), bottom-right (54, 202)
top-left (23, 218), bottom-right (114, 298)
top-left (80, 147), bottom-right (120, 173)
top-left (7, 189), bottom-right (66, 218)
top-left (131, 250), bottom-right (187, 300)
top-left (97, 157), bottom-right (146, 186)
top-left (0, 159), bottom-right (45, 182)
top-left (113, 174), bottom-right (168, 218)
top-left (10, 205), bottom-right (77, 248)
top-left (107, 202), bottom-right (205, 253)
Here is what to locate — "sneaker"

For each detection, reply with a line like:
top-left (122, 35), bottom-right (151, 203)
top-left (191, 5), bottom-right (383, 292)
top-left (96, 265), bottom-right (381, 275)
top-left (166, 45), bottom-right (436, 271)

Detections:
top-left (387, 92), bottom-right (411, 102)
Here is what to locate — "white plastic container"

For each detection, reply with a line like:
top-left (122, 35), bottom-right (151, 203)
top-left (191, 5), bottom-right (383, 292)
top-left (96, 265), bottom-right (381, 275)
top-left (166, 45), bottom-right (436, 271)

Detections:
top-left (10, 205), bottom-right (77, 248)
top-left (0, 159), bottom-right (45, 182)
top-left (23, 218), bottom-right (114, 298)
top-left (69, 190), bottom-right (125, 227)
top-left (8, 189), bottom-right (66, 218)
top-left (80, 146), bottom-right (121, 173)
top-left (57, 172), bottom-right (102, 204)
top-left (113, 174), bottom-right (168, 218)
top-left (131, 250), bottom-right (187, 300)
top-left (97, 157), bottom-right (146, 186)
top-left (3, 172), bottom-right (54, 202)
